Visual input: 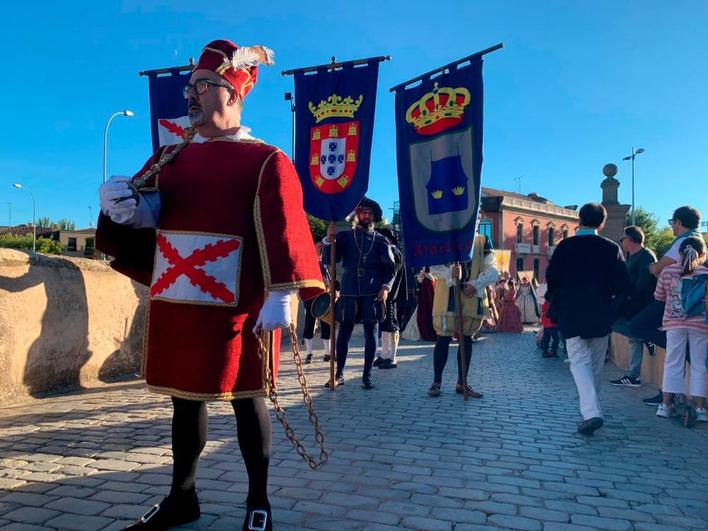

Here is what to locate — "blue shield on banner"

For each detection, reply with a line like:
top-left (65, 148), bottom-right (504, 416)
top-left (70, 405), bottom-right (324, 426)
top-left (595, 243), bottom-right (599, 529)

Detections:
top-left (147, 69), bottom-right (191, 152)
top-left (394, 58), bottom-right (484, 269)
top-left (294, 62), bottom-right (379, 221)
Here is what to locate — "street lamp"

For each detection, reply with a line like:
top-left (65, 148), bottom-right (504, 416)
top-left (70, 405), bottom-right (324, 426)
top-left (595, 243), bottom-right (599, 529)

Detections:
top-left (622, 146), bottom-right (645, 225)
top-left (88, 205), bottom-right (93, 228)
top-left (103, 110), bottom-right (134, 184)
top-left (13, 183), bottom-right (36, 252)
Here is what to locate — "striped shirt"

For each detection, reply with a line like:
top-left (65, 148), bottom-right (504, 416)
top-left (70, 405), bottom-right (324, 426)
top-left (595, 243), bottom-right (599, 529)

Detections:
top-left (654, 264), bottom-right (708, 332)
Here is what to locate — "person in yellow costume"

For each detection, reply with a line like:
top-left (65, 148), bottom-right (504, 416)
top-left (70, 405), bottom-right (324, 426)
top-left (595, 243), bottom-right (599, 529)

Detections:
top-left (427, 234), bottom-right (498, 397)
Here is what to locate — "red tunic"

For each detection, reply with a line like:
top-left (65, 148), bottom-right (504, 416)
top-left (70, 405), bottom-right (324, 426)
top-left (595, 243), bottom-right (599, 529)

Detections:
top-left (97, 138), bottom-right (325, 400)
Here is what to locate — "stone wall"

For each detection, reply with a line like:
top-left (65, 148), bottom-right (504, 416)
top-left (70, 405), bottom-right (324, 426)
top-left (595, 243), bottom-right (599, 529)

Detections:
top-left (609, 332), bottom-right (665, 387)
top-left (0, 249), bottom-right (147, 403)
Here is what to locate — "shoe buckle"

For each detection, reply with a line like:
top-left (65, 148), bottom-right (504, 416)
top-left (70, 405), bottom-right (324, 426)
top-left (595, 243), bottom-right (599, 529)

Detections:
top-left (248, 509), bottom-right (269, 531)
top-left (141, 504), bottom-right (161, 523)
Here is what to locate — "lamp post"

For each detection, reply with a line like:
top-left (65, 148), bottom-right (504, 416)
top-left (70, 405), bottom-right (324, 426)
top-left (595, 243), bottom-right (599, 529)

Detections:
top-left (13, 183), bottom-right (36, 252)
top-left (88, 205), bottom-right (93, 228)
top-left (103, 110), bottom-right (134, 184)
top-left (622, 146), bottom-right (645, 225)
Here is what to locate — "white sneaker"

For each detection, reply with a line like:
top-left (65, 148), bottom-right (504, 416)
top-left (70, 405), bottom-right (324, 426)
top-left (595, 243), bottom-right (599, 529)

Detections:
top-left (696, 408), bottom-right (708, 422)
top-left (656, 403), bottom-right (674, 418)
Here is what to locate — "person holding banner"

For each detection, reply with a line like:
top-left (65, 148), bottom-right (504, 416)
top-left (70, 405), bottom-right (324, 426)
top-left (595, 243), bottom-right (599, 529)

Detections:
top-left (323, 197), bottom-right (396, 389)
top-left (427, 235), bottom-right (498, 397)
top-left (97, 39), bottom-right (324, 531)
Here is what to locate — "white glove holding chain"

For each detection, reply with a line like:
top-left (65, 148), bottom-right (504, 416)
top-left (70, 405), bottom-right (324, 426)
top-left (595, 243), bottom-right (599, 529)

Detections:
top-left (99, 176), bottom-right (137, 224)
top-left (254, 290), bottom-right (295, 333)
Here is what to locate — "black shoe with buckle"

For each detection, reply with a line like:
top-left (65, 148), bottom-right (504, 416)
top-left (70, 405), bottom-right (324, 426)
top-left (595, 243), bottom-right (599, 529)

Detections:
top-left (373, 356), bottom-right (384, 367)
top-left (125, 491), bottom-right (200, 530)
top-left (361, 376), bottom-right (375, 389)
top-left (323, 354), bottom-right (331, 362)
top-left (428, 383), bottom-right (441, 397)
top-left (243, 504), bottom-right (272, 531)
top-left (304, 353), bottom-right (313, 364)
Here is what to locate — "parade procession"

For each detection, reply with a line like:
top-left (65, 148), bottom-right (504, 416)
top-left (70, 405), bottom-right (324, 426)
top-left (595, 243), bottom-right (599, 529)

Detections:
top-left (0, 3), bottom-right (707, 530)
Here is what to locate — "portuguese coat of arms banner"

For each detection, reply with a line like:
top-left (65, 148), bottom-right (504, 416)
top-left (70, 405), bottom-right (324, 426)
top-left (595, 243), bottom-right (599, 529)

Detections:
top-left (294, 61), bottom-right (380, 221)
top-left (146, 68), bottom-right (192, 151)
top-left (394, 57), bottom-right (485, 269)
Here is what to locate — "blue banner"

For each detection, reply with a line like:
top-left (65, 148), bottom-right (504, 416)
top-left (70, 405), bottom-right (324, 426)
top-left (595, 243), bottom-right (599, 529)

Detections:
top-left (146, 68), bottom-right (191, 152)
top-left (394, 58), bottom-right (484, 269)
top-left (294, 61), bottom-right (379, 221)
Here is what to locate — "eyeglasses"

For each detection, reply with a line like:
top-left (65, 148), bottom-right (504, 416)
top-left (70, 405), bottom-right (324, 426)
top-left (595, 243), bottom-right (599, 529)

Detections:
top-left (668, 218), bottom-right (675, 225)
top-left (183, 78), bottom-right (232, 99)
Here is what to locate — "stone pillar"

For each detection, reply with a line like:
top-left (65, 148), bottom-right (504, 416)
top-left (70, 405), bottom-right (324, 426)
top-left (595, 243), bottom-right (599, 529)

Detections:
top-left (599, 163), bottom-right (630, 243)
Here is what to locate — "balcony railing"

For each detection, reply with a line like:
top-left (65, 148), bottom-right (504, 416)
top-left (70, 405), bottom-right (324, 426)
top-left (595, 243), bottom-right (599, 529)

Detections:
top-left (515, 243), bottom-right (531, 254)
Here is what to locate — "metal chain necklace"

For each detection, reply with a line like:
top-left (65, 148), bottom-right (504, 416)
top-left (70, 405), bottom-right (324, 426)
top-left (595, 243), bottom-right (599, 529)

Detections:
top-left (353, 228), bottom-right (376, 263)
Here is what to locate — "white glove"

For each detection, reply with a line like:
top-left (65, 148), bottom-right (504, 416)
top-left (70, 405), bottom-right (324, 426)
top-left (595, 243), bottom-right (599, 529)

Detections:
top-left (99, 176), bottom-right (137, 224)
top-left (254, 290), bottom-right (295, 333)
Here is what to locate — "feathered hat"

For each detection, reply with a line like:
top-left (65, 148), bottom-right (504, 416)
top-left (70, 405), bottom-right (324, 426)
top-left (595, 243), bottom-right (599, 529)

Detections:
top-left (194, 39), bottom-right (275, 99)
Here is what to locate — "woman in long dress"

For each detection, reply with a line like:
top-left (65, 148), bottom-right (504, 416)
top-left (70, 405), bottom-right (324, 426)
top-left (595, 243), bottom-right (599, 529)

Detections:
top-left (498, 280), bottom-right (523, 333)
top-left (416, 267), bottom-right (437, 341)
top-left (516, 277), bottom-right (540, 324)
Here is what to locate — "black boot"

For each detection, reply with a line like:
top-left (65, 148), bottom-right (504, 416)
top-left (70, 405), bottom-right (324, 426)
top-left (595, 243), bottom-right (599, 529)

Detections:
top-left (243, 503), bottom-right (272, 531)
top-left (125, 490), bottom-right (200, 530)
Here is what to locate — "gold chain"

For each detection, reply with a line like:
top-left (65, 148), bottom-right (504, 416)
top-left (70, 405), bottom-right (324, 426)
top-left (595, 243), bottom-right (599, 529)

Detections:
top-left (132, 128), bottom-right (197, 190)
top-left (256, 324), bottom-right (328, 470)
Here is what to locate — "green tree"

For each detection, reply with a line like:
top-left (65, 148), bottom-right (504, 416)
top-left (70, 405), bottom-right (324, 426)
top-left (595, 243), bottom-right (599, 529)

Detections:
top-left (306, 214), bottom-right (328, 242)
top-left (37, 216), bottom-right (51, 228)
top-left (0, 234), bottom-right (62, 254)
top-left (56, 219), bottom-right (75, 230)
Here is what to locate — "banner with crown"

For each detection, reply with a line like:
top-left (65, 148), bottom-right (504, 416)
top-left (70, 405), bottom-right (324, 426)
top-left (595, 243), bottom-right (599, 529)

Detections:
top-left (143, 66), bottom-right (192, 152)
top-left (393, 57), bottom-right (484, 269)
top-left (293, 61), bottom-right (380, 221)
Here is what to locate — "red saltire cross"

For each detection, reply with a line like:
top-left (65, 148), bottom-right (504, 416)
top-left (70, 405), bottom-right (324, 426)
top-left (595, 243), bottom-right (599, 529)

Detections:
top-left (151, 234), bottom-right (240, 304)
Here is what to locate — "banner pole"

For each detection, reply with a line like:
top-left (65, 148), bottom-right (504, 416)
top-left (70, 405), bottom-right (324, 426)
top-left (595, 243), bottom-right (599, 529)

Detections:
top-left (454, 261), bottom-right (469, 401)
top-left (281, 55), bottom-right (391, 77)
top-left (328, 223), bottom-right (338, 390)
top-left (389, 43), bottom-right (503, 93)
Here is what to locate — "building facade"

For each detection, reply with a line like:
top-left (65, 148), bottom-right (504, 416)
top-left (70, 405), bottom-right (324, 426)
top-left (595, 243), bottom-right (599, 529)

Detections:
top-left (480, 188), bottom-right (579, 280)
top-left (59, 228), bottom-right (97, 258)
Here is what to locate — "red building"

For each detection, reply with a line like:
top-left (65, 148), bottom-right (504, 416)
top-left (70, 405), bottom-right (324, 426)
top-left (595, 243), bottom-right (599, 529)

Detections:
top-left (479, 188), bottom-right (579, 280)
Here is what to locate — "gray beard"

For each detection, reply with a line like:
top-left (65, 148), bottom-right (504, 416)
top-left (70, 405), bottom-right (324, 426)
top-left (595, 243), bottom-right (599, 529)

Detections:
top-left (188, 109), bottom-right (205, 127)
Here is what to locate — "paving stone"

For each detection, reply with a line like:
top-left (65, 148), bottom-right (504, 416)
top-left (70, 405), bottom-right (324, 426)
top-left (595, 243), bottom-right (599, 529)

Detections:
top-left (3, 507), bottom-right (60, 524)
top-left (518, 505), bottom-right (569, 522)
top-left (430, 507), bottom-right (486, 524)
top-left (487, 514), bottom-right (542, 530)
top-left (400, 515), bottom-right (451, 530)
top-left (571, 514), bottom-right (632, 530)
top-left (45, 513), bottom-right (116, 530)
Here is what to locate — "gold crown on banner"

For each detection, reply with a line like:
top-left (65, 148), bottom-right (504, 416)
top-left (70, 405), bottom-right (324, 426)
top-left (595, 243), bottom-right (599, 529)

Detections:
top-left (309, 94), bottom-right (363, 123)
top-left (405, 82), bottom-right (471, 136)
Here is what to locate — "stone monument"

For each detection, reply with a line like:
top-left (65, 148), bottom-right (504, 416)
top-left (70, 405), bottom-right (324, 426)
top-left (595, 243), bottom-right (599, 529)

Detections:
top-left (599, 163), bottom-right (630, 242)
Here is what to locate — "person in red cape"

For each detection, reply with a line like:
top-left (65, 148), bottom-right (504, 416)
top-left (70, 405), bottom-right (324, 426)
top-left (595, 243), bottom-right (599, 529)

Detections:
top-left (97, 39), bottom-right (324, 531)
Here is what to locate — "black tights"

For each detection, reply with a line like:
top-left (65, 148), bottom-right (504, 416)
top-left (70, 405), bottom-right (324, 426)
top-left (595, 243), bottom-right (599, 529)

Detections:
top-left (170, 396), bottom-right (272, 507)
top-left (336, 321), bottom-right (377, 379)
top-left (433, 335), bottom-right (472, 385)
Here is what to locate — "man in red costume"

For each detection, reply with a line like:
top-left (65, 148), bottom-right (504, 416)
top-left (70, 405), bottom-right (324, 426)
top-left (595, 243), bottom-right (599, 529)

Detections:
top-left (97, 39), bottom-right (324, 531)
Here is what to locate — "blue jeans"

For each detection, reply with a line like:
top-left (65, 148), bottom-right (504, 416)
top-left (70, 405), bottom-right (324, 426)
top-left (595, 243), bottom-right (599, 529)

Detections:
top-left (613, 318), bottom-right (644, 379)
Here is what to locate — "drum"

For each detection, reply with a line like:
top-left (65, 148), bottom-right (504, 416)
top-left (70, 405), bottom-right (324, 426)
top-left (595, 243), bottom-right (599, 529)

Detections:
top-left (311, 292), bottom-right (333, 326)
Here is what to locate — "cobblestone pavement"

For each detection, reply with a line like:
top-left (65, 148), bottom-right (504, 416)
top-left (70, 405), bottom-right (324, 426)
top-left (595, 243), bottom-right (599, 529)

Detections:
top-left (1, 328), bottom-right (707, 530)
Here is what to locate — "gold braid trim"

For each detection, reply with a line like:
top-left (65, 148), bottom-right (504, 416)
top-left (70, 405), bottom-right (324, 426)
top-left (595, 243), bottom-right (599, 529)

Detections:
top-left (270, 279), bottom-right (326, 292)
top-left (253, 150), bottom-right (280, 290)
top-left (147, 385), bottom-right (267, 402)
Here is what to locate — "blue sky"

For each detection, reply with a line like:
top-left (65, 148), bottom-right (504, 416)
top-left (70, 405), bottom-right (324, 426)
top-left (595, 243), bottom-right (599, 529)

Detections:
top-left (1, 0), bottom-right (706, 229)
